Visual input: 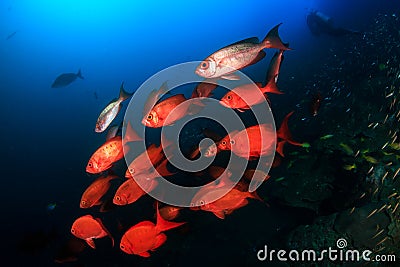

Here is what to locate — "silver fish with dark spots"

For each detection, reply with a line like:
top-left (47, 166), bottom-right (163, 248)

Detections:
top-left (95, 82), bottom-right (133, 133)
top-left (51, 69), bottom-right (84, 88)
top-left (195, 23), bottom-right (290, 80)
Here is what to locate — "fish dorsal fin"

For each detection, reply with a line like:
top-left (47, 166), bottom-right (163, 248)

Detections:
top-left (134, 221), bottom-right (155, 228)
top-left (118, 82), bottom-right (133, 101)
top-left (155, 203), bottom-right (185, 234)
top-left (227, 37), bottom-right (259, 47)
top-left (143, 81), bottom-right (170, 116)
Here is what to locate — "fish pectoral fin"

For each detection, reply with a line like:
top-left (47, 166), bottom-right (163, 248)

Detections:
top-left (213, 210), bottom-right (226, 219)
top-left (221, 74), bottom-right (241, 80)
top-left (94, 200), bottom-right (103, 206)
top-left (248, 50), bottom-right (266, 67)
top-left (138, 251), bottom-right (151, 257)
top-left (86, 238), bottom-right (96, 249)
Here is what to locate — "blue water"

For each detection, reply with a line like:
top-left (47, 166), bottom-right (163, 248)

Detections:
top-left (1, 0), bottom-right (399, 266)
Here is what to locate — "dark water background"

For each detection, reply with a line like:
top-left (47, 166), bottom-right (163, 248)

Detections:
top-left (1, 0), bottom-right (399, 266)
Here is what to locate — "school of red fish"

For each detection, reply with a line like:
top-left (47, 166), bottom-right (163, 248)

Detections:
top-left (70, 23), bottom-right (307, 258)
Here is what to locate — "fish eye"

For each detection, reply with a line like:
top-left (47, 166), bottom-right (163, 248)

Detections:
top-left (221, 141), bottom-right (226, 146)
top-left (116, 196), bottom-right (121, 201)
top-left (227, 95), bottom-right (232, 100)
top-left (230, 140), bottom-right (235, 145)
top-left (200, 61), bottom-right (209, 69)
top-left (81, 200), bottom-right (86, 205)
top-left (200, 200), bottom-right (205, 205)
top-left (190, 203), bottom-right (194, 207)
top-left (120, 245), bottom-right (125, 249)
top-left (129, 168), bottom-right (134, 174)
top-left (147, 114), bottom-right (153, 121)
top-left (88, 163), bottom-right (92, 167)
top-left (71, 229), bottom-right (75, 233)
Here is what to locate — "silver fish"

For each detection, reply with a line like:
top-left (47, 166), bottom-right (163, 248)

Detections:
top-left (95, 82), bottom-right (132, 133)
top-left (195, 23), bottom-right (290, 80)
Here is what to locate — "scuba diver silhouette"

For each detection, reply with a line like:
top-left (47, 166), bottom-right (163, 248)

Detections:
top-left (306, 10), bottom-right (361, 37)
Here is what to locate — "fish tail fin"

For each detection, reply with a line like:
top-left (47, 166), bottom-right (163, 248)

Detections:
top-left (262, 23), bottom-right (291, 50)
top-left (249, 190), bottom-right (263, 202)
top-left (277, 112), bottom-right (304, 147)
top-left (118, 82), bottom-right (133, 101)
top-left (276, 140), bottom-right (287, 157)
top-left (277, 111), bottom-right (295, 141)
top-left (187, 97), bottom-right (208, 115)
top-left (94, 218), bottom-right (114, 247)
top-left (155, 202), bottom-right (185, 233)
top-left (261, 78), bottom-right (283, 95)
top-left (155, 159), bottom-right (175, 177)
top-left (124, 121), bottom-right (143, 143)
top-left (77, 69), bottom-right (84, 79)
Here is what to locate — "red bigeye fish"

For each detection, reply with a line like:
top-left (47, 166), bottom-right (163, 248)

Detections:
top-left (142, 81), bottom-right (169, 122)
top-left (142, 94), bottom-right (204, 128)
top-left (159, 205), bottom-right (182, 221)
top-left (70, 215), bottom-right (114, 249)
top-left (199, 188), bottom-right (262, 219)
top-left (219, 80), bottom-right (283, 111)
top-left (310, 92), bottom-right (322, 116)
top-left (113, 175), bottom-right (158, 206)
top-left (191, 79), bottom-right (219, 98)
top-left (190, 169), bottom-right (235, 208)
top-left (218, 124), bottom-right (276, 159)
top-left (115, 159), bottom-right (173, 205)
top-left (195, 23), bottom-right (291, 80)
top-left (80, 174), bottom-right (118, 209)
top-left (95, 82), bottom-right (133, 133)
top-left (266, 50), bottom-right (285, 84)
top-left (86, 136), bottom-right (124, 174)
top-left (125, 143), bottom-right (166, 179)
top-left (119, 204), bottom-right (185, 257)
top-left (276, 111), bottom-right (305, 157)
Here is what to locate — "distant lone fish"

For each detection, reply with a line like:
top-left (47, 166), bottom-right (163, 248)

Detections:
top-left (6, 31), bottom-right (17, 40)
top-left (51, 69), bottom-right (84, 88)
top-left (95, 82), bottom-right (133, 133)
